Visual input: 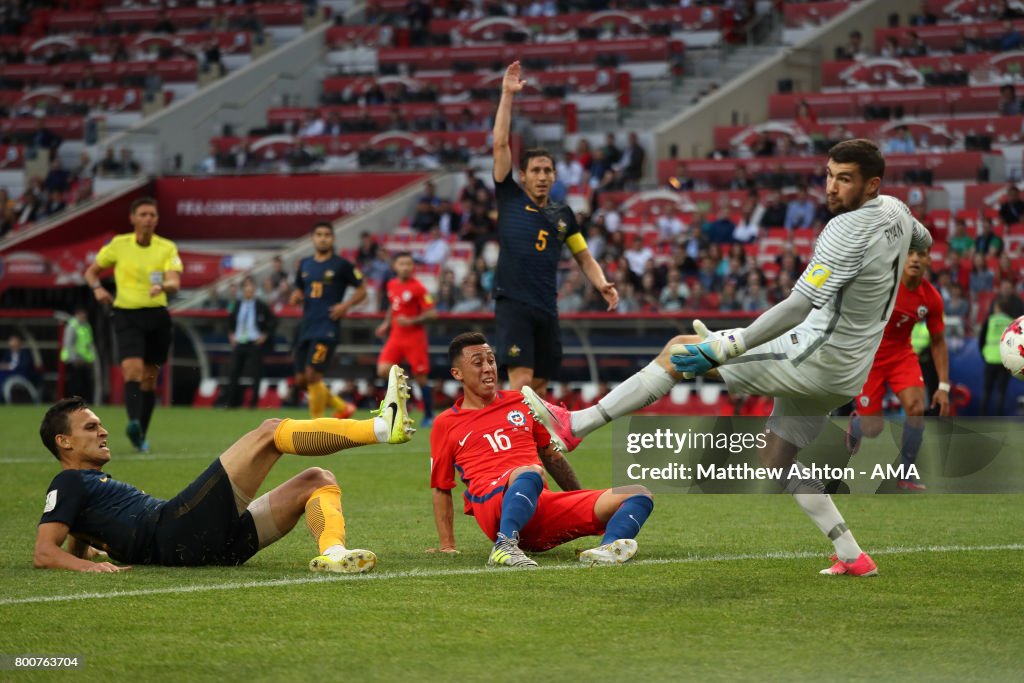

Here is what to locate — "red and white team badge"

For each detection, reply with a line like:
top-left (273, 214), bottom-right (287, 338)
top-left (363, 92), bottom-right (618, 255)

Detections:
top-left (507, 410), bottom-right (526, 427)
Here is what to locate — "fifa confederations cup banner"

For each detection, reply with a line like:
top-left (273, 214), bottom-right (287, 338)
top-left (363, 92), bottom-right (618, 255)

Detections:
top-left (611, 416), bottom-right (1024, 494)
top-left (154, 173), bottom-right (427, 240)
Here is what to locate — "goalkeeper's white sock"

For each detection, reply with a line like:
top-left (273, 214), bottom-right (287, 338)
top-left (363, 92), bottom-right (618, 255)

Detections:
top-left (786, 467), bottom-right (863, 562)
top-left (571, 360), bottom-right (676, 437)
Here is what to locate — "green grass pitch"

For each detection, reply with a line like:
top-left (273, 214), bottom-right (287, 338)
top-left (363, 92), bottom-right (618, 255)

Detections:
top-left (0, 405), bottom-right (1021, 682)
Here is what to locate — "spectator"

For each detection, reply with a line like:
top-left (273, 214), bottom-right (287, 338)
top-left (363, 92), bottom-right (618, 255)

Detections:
top-left (28, 119), bottom-right (61, 159)
top-left (43, 158), bottom-right (70, 194)
top-left (657, 211), bottom-right (686, 240)
top-left (733, 206), bottom-right (759, 243)
top-left (969, 252), bottom-right (995, 295)
top-left (718, 279), bottom-right (742, 311)
top-left (460, 200), bottom-right (496, 252)
top-left (417, 226), bottom-right (449, 266)
top-left (556, 152), bottom-right (585, 190)
top-left (119, 149), bottom-right (140, 176)
top-left (729, 165), bottom-right (755, 191)
top-left (153, 10), bottom-right (177, 34)
top-left (557, 270), bottom-right (584, 314)
top-left (435, 199), bottom-right (461, 237)
top-left (585, 223), bottom-right (606, 261)
top-left (783, 187), bottom-right (817, 230)
top-left (434, 269), bottom-right (458, 312)
top-left (623, 235), bottom-right (653, 278)
top-left (900, 31), bottom-right (929, 57)
top-left (658, 267), bottom-right (690, 312)
top-left (944, 282), bottom-right (971, 320)
top-left (614, 132), bottom-right (646, 188)
top-left (769, 270), bottom-right (795, 304)
top-left (998, 84), bottom-right (1020, 115)
top-left (300, 110), bottom-right (325, 137)
top-left (740, 271), bottom-right (769, 312)
top-left (458, 168), bottom-right (489, 208)
top-left (410, 199), bottom-right (437, 233)
top-left (998, 20), bottom-right (1022, 51)
top-left (976, 217), bottom-right (1004, 255)
top-left (948, 217), bottom-right (976, 255)
top-left (667, 160), bottom-right (695, 192)
top-left (884, 126), bottom-right (917, 155)
top-left (705, 199), bottom-right (736, 244)
top-left (759, 191), bottom-right (788, 227)
top-left (999, 185), bottom-right (1024, 225)
top-left (450, 272), bottom-right (486, 313)
top-left (43, 188), bottom-right (66, 217)
top-left (268, 255), bottom-right (289, 288)
top-left (879, 36), bottom-right (901, 58)
top-left (795, 100), bottom-right (817, 125)
top-left (94, 148), bottom-right (123, 177)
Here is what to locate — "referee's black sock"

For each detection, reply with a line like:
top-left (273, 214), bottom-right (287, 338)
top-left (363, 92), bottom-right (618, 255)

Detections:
top-left (141, 390), bottom-right (156, 437)
top-left (124, 381), bottom-right (142, 423)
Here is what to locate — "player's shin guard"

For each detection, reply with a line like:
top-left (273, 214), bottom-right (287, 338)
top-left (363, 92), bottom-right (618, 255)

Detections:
top-left (499, 471), bottom-right (543, 538)
top-left (786, 462), bottom-right (863, 563)
top-left (273, 418), bottom-right (378, 455)
top-left (899, 422), bottom-right (925, 468)
top-left (305, 484), bottom-right (346, 553)
top-left (601, 495), bottom-right (654, 544)
top-left (308, 382), bottom-right (328, 418)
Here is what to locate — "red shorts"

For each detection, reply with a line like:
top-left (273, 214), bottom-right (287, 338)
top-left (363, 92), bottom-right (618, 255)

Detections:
top-left (379, 330), bottom-right (429, 376)
top-left (470, 480), bottom-right (605, 552)
top-left (855, 350), bottom-right (924, 416)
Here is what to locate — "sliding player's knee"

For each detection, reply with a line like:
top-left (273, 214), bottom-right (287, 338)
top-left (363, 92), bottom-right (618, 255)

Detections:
top-left (298, 466), bottom-right (336, 489)
top-left (904, 397), bottom-right (925, 417)
top-left (511, 465), bottom-right (544, 483)
top-left (255, 418), bottom-right (284, 444)
top-left (616, 484), bottom-right (653, 501)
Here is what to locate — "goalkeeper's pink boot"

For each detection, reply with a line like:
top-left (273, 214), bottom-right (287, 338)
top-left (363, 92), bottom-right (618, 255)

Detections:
top-left (821, 552), bottom-right (878, 577)
top-left (521, 386), bottom-right (582, 454)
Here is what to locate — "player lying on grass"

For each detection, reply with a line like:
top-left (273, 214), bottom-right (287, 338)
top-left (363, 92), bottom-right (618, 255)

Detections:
top-left (522, 139), bottom-right (932, 577)
top-left (428, 332), bottom-right (653, 568)
top-left (34, 366), bottom-right (414, 573)
top-left (845, 248), bottom-right (950, 491)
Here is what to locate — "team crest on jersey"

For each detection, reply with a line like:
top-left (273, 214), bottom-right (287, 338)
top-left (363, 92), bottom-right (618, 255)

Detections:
top-left (402, 291), bottom-right (412, 301)
top-left (917, 305), bottom-right (928, 319)
top-left (556, 219), bottom-right (567, 240)
top-left (509, 345), bottom-right (521, 357)
top-left (507, 410), bottom-right (526, 427)
top-left (324, 270), bottom-right (335, 284)
top-left (804, 264), bottom-right (832, 289)
top-left (859, 395), bottom-right (871, 408)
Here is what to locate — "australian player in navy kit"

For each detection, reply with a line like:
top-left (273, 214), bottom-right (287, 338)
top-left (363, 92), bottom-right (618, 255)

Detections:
top-left (34, 385), bottom-right (414, 571)
top-left (290, 222), bottom-right (367, 419)
top-left (492, 61), bottom-right (619, 396)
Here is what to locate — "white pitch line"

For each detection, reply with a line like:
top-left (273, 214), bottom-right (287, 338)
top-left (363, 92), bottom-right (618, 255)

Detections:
top-left (2, 543), bottom-right (1021, 607)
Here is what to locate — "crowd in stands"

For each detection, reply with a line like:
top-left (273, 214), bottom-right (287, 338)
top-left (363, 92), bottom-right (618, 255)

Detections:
top-left (0, 147), bottom-right (144, 238)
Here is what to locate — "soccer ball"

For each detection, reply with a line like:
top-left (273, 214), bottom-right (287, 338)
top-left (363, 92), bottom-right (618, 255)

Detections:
top-left (999, 315), bottom-right (1024, 379)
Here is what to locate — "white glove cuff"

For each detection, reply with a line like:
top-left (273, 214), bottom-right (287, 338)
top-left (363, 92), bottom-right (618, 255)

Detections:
top-left (723, 330), bottom-right (747, 358)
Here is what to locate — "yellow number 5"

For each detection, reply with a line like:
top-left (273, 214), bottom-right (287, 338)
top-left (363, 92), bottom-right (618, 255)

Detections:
top-left (535, 229), bottom-right (548, 251)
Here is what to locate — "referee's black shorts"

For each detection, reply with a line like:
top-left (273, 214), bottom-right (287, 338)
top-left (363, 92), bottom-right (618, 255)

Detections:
top-left (112, 306), bottom-right (172, 365)
top-left (494, 297), bottom-right (563, 380)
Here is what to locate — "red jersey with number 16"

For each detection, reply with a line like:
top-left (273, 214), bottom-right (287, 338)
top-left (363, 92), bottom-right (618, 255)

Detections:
top-left (386, 277), bottom-right (433, 333)
top-left (876, 278), bottom-right (945, 358)
top-left (429, 391), bottom-right (551, 514)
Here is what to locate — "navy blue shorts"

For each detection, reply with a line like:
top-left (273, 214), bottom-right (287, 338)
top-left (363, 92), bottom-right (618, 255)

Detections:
top-left (493, 297), bottom-right (562, 380)
top-left (154, 459), bottom-right (259, 566)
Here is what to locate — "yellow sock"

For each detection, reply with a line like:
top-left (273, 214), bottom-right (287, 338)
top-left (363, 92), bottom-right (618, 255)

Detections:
top-left (327, 392), bottom-right (350, 414)
top-left (305, 484), bottom-right (346, 553)
top-left (308, 382), bottom-right (328, 418)
top-left (274, 418), bottom-right (378, 455)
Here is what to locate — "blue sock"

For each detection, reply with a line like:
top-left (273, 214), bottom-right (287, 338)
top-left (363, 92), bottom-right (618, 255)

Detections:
top-left (601, 495), bottom-right (654, 544)
top-left (850, 414), bottom-right (862, 441)
top-left (498, 471), bottom-right (543, 539)
top-left (421, 382), bottom-right (433, 419)
top-left (899, 422), bottom-right (925, 468)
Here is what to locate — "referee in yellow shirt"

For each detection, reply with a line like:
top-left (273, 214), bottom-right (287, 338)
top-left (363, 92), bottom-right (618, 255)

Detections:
top-left (84, 198), bottom-right (183, 452)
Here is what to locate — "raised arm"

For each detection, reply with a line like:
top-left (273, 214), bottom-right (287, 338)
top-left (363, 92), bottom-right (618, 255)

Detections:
top-left (493, 61), bottom-right (525, 183)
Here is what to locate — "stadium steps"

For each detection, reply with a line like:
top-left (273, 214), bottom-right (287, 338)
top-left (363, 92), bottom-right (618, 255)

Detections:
top-left (621, 45), bottom-right (785, 131)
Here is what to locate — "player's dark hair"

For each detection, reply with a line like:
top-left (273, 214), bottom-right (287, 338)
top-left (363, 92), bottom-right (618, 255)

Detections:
top-left (392, 251), bottom-right (413, 262)
top-left (519, 148), bottom-right (555, 172)
top-left (449, 332), bottom-right (489, 366)
top-left (40, 397), bottom-right (88, 461)
top-left (312, 221), bottom-right (334, 234)
top-left (130, 197), bottom-right (157, 214)
top-left (828, 139), bottom-right (885, 182)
